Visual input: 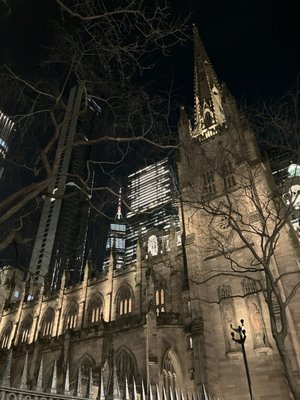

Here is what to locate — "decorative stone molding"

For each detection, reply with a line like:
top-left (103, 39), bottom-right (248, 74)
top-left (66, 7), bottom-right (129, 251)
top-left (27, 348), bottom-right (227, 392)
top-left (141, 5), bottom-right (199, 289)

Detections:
top-left (217, 285), bottom-right (239, 354)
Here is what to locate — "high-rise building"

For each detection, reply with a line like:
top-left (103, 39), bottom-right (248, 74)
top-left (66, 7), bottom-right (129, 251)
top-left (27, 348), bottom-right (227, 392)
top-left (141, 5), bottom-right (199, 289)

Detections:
top-left (29, 85), bottom-right (95, 288)
top-left (0, 27), bottom-right (299, 400)
top-left (0, 110), bottom-right (15, 178)
top-left (125, 158), bottom-right (180, 264)
top-left (269, 151), bottom-right (300, 234)
top-left (103, 189), bottom-right (126, 270)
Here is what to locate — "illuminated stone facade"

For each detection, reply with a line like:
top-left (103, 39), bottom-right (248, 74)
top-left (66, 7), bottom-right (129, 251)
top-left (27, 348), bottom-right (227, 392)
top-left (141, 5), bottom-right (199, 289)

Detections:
top-left (0, 27), bottom-right (300, 400)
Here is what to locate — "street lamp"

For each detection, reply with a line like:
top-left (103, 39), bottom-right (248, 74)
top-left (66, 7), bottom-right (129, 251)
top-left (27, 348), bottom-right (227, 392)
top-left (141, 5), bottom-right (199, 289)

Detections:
top-left (231, 319), bottom-right (255, 400)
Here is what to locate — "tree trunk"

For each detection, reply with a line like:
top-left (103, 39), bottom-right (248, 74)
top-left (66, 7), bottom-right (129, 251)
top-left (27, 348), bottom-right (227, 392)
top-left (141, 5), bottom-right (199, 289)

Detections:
top-left (274, 334), bottom-right (300, 400)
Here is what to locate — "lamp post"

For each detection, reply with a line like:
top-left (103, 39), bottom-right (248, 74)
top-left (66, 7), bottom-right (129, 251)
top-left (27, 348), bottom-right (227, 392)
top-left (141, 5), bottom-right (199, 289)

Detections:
top-left (231, 319), bottom-right (255, 400)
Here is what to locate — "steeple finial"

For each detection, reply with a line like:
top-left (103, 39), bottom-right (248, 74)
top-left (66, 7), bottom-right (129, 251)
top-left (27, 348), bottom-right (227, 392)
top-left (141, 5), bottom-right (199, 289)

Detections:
top-left (192, 26), bottom-right (226, 139)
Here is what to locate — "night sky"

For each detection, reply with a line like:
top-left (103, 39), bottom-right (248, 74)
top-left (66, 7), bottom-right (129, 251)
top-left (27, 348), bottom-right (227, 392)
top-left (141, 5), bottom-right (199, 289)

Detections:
top-left (0, 0), bottom-right (299, 107)
top-left (172, 0), bottom-right (299, 105)
top-left (0, 0), bottom-right (298, 267)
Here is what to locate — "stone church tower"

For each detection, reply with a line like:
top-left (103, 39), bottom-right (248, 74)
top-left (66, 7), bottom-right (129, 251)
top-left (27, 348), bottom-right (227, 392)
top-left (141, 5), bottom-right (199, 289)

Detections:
top-left (177, 26), bottom-right (300, 399)
top-left (0, 27), bottom-right (299, 400)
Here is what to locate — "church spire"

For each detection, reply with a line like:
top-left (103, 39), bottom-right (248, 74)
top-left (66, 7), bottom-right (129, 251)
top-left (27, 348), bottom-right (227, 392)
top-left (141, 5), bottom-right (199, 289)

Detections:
top-left (192, 25), bottom-right (226, 139)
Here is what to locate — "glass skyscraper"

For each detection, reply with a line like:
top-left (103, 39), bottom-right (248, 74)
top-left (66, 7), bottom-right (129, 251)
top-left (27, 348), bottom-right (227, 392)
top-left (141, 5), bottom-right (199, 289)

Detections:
top-left (125, 158), bottom-right (180, 264)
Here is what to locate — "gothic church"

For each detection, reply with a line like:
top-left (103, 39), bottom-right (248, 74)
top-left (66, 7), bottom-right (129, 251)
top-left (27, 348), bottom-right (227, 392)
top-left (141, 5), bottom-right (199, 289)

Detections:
top-left (0, 26), bottom-right (299, 400)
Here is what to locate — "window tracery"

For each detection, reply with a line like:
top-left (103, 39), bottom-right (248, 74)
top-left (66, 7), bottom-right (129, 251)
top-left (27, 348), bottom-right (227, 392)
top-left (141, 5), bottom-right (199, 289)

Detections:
top-left (217, 285), bottom-right (238, 353)
top-left (241, 279), bottom-right (269, 349)
top-left (1, 322), bottom-right (12, 349)
top-left (155, 287), bottom-right (165, 316)
top-left (148, 235), bottom-right (158, 256)
top-left (88, 295), bottom-right (103, 325)
top-left (41, 308), bottom-right (54, 337)
top-left (19, 315), bottom-right (32, 343)
top-left (203, 170), bottom-right (216, 196)
top-left (223, 158), bottom-right (236, 188)
top-left (161, 349), bottom-right (183, 394)
top-left (65, 303), bottom-right (78, 330)
top-left (115, 349), bottom-right (136, 384)
top-left (118, 286), bottom-right (133, 317)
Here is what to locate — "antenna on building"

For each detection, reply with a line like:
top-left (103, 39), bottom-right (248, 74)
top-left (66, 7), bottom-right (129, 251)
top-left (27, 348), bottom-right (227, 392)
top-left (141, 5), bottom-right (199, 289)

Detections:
top-left (116, 188), bottom-right (123, 220)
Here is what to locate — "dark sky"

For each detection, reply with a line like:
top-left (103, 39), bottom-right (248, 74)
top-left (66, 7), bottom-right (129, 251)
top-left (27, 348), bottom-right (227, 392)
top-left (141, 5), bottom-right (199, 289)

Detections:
top-left (0, 0), bottom-right (299, 107)
top-left (0, 0), bottom-right (298, 266)
top-left (171, 0), bottom-right (299, 105)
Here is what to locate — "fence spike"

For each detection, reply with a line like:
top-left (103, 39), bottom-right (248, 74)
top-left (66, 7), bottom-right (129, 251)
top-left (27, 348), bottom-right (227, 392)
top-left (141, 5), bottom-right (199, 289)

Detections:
top-left (76, 367), bottom-right (83, 397)
top-left (133, 376), bottom-right (138, 400)
top-left (125, 376), bottom-right (130, 400)
top-left (86, 367), bottom-right (94, 399)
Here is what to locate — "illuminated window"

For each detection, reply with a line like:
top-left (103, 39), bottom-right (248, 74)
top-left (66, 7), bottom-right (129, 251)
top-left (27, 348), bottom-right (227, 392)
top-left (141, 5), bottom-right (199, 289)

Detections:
top-left (88, 295), bottom-right (103, 325)
top-left (0, 322), bottom-right (12, 349)
top-left (118, 287), bottom-right (133, 317)
top-left (155, 287), bottom-right (165, 316)
top-left (41, 308), bottom-right (54, 337)
top-left (19, 316), bottom-right (32, 343)
top-left (148, 235), bottom-right (158, 256)
top-left (65, 303), bottom-right (78, 330)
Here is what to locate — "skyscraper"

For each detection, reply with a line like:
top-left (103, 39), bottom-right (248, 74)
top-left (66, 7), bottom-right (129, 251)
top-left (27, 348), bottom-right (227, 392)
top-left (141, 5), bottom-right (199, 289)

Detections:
top-left (0, 27), bottom-right (299, 400)
top-left (103, 189), bottom-right (126, 270)
top-left (29, 85), bottom-right (95, 288)
top-left (125, 158), bottom-right (180, 264)
top-left (0, 110), bottom-right (15, 178)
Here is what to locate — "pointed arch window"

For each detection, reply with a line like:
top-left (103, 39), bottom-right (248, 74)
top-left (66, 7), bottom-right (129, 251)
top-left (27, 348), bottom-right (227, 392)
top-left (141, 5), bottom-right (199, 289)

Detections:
top-left (162, 349), bottom-right (183, 394)
top-left (203, 170), bottom-right (216, 195)
top-left (1, 322), bottom-right (12, 349)
top-left (65, 303), bottom-right (78, 330)
top-left (118, 287), bottom-right (133, 317)
top-left (204, 111), bottom-right (213, 129)
top-left (19, 315), bottom-right (32, 343)
top-left (41, 308), bottom-right (54, 337)
top-left (115, 349), bottom-right (136, 384)
top-left (88, 295), bottom-right (103, 325)
top-left (80, 357), bottom-right (95, 386)
top-left (223, 158), bottom-right (236, 189)
top-left (217, 285), bottom-right (238, 353)
top-left (155, 284), bottom-right (165, 316)
top-left (148, 235), bottom-right (158, 256)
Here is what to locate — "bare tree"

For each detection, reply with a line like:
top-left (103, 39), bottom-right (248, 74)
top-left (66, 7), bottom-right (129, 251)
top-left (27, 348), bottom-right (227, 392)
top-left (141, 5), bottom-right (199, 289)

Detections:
top-left (248, 83), bottom-right (300, 161)
top-left (178, 126), bottom-right (300, 398)
top-left (0, 0), bottom-right (189, 257)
